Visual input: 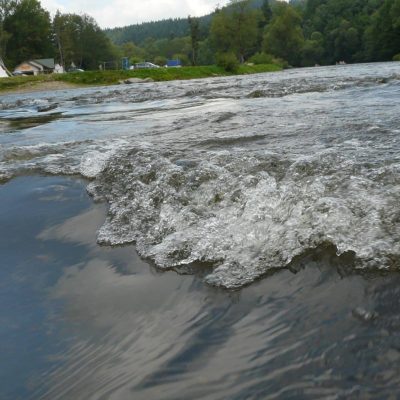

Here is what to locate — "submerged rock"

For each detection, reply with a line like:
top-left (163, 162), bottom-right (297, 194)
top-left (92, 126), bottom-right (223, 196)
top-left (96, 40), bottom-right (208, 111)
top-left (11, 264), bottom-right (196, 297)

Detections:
top-left (247, 90), bottom-right (267, 98)
top-left (352, 307), bottom-right (378, 322)
top-left (37, 104), bottom-right (58, 112)
top-left (120, 78), bottom-right (154, 85)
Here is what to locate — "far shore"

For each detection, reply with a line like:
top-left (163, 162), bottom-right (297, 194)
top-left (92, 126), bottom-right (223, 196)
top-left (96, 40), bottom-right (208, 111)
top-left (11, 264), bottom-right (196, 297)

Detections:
top-left (0, 64), bottom-right (282, 95)
top-left (0, 80), bottom-right (81, 95)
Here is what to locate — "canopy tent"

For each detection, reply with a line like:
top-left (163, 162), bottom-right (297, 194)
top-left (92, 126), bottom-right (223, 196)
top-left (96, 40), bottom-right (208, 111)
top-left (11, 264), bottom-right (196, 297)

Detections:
top-left (0, 58), bottom-right (10, 78)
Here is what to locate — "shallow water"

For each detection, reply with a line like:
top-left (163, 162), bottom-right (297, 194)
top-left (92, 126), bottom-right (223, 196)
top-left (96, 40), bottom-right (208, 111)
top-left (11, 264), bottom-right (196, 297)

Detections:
top-left (1, 63), bottom-right (400, 397)
top-left (1, 176), bottom-right (400, 399)
top-left (1, 62), bottom-right (400, 288)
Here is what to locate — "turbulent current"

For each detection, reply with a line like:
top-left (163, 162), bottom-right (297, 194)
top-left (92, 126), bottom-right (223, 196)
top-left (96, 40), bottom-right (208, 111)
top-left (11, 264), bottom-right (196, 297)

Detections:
top-left (1, 63), bottom-right (400, 288)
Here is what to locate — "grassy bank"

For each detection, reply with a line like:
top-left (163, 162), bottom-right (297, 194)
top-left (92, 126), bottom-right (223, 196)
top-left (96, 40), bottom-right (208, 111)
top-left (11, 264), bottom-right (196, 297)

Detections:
top-left (0, 74), bottom-right (54, 92)
top-left (57, 64), bottom-right (282, 85)
top-left (0, 64), bottom-right (282, 93)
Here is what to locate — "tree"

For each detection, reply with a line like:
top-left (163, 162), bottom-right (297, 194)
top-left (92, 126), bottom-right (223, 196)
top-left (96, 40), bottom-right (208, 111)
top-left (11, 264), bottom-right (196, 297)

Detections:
top-left (301, 33), bottom-right (324, 66)
top-left (97, 0), bottom-right (400, 67)
top-left (261, 0), bottom-right (273, 24)
top-left (172, 52), bottom-right (190, 65)
top-left (210, 0), bottom-right (262, 63)
top-left (255, 0), bottom-right (273, 53)
top-left (263, 4), bottom-right (304, 66)
top-left (0, 0), bottom-right (16, 58)
top-left (154, 55), bottom-right (167, 66)
top-left (142, 37), bottom-right (158, 60)
top-left (197, 38), bottom-right (215, 65)
top-left (188, 15), bottom-right (200, 65)
top-left (120, 41), bottom-right (146, 62)
top-left (53, 10), bottom-right (66, 66)
top-left (330, 20), bottom-right (359, 62)
top-left (365, 0), bottom-right (400, 61)
top-left (52, 12), bottom-right (117, 70)
top-left (0, 28), bottom-right (11, 59)
top-left (0, 0), bottom-right (17, 19)
top-left (3, 0), bottom-right (53, 66)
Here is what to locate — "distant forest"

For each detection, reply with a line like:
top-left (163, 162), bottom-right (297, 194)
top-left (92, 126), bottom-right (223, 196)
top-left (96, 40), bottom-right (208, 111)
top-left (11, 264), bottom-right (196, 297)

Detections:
top-left (0, 0), bottom-right (399, 71)
top-left (105, 17), bottom-right (212, 45)
top-left (105, 0), bottom-right (268, 44)
top-left (105, 0), bottom-right (400, 67)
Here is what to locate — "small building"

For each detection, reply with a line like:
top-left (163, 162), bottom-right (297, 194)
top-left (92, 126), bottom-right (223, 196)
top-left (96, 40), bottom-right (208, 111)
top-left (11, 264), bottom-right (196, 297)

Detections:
top-left (13, 58), bottom-right (55, 75)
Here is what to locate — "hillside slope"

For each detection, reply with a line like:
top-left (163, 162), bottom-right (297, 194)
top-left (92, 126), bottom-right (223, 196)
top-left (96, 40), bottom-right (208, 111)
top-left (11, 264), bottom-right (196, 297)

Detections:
top-left (104, 0), bottom-right (270, 45)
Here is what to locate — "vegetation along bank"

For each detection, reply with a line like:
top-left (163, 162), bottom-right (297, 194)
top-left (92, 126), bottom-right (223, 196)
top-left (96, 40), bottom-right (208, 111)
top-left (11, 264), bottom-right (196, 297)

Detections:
top-left (0, 0), bottom-right (399, 93)
top-left (0, 65), bottom-right (282, 94)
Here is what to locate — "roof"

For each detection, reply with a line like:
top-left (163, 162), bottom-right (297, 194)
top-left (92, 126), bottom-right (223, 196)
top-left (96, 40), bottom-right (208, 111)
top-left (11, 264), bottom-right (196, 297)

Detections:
top-left (33, 59), bottom-right (55, 69)
top-left (14, 61), bottom-right (43, 72)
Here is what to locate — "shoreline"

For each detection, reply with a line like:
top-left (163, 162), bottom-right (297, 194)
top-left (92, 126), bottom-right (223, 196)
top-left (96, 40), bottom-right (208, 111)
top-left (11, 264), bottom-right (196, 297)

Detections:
top-left (0, 80), bottom-right (82, 95)
top-left (0, 64), bottom-right (282, 95)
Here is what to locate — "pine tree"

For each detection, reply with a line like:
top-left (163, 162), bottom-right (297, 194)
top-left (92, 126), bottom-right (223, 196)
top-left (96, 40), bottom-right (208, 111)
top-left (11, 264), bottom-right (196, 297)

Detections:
top-left (188, 15), bottom-right (200, 65)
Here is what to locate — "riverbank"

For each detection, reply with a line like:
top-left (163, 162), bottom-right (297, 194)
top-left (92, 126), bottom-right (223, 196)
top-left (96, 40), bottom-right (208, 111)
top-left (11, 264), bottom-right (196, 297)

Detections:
top-left (0, 64), bottom-right (281, 94)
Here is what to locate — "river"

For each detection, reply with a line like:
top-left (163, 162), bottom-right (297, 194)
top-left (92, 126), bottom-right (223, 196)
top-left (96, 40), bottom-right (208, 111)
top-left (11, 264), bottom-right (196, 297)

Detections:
top-left (1, 62), bottom-right (400, 398)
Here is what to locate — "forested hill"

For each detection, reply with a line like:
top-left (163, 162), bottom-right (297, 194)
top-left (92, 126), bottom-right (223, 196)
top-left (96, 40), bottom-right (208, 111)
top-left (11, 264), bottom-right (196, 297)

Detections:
top-left (104, 0), bottom-right (270, 45)
top-left (105, 16), bottom-right (211, 45)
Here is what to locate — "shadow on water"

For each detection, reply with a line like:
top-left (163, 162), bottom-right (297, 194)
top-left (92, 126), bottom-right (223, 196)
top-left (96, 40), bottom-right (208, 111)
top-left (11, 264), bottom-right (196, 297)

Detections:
top-left (4, 113), bottom-right (63, 130)
top-left (287, 242), bottom-right (357, 276)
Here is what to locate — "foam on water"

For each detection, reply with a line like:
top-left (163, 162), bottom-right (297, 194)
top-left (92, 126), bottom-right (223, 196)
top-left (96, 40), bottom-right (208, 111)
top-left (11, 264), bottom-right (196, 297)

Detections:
top-left (85, 145), bottom-right (400, 288)
top-left (1, 62), bottom-right (400, 288)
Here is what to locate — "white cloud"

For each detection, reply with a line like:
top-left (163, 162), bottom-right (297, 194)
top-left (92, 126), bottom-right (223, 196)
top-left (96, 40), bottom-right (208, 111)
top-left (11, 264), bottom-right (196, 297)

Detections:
top-left (41, 0), bottom-right (229, 28)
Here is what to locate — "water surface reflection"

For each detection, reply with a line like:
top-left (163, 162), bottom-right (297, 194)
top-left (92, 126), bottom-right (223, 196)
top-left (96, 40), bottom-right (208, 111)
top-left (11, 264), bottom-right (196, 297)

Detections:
top-left (1, 177), bottom-right (400, 399)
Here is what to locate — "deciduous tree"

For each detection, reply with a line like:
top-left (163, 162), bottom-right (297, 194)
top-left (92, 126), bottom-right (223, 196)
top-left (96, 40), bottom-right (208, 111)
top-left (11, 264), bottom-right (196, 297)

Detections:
top-left (188, 15), bottom-right (200, 65)
top-left (4, 0), bottom-right (53, 66)
top-left (53, 12), bottom-right (116, 70)
top-left (210, 0), bottom-right (261, 63)
top-left (263, 4), bottom-right (304, 66)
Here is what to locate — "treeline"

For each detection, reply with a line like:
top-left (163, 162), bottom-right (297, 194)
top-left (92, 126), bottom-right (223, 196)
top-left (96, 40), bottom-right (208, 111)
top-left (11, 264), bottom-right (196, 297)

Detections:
top-left (105, 17), bottom-right (211, 46)
top-left (107, 0), bottom-right (400, 68)
top-left (104, 0), bottom-right (269, 46)
top-left (301, 0), bottom-right (400, 64)
top-left (1, 0), bottom-right (400, 72)
top-left (0, 0), bottom-right (117, 69)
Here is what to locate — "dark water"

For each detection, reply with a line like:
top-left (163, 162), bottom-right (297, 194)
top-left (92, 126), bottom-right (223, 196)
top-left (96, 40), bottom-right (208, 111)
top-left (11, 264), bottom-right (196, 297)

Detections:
top-left (1, 63), bottom-right (400, 398)
top-left (1, 176), bottom-right (400, 399)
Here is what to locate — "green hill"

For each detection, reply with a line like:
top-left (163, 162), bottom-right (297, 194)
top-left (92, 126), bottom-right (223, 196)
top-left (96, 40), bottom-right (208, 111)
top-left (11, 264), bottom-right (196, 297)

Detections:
top-left (104, 0), bottom-right (272, 45)
top-left (104, 15), bottom-right (211, 45)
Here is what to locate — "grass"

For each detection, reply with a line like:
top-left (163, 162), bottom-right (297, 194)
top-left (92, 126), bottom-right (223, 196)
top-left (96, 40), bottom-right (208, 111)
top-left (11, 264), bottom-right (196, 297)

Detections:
top-left (0, 74), bottom-right (53, 91)
top-left (56, 64), bottom-right (282, 84)
top-left (0, 64), bottom-right (282, 93)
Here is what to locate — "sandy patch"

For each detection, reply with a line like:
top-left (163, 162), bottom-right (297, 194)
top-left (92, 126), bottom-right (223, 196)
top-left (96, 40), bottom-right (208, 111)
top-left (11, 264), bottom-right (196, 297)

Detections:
top-left (0, 80), bottom-right (81, 95)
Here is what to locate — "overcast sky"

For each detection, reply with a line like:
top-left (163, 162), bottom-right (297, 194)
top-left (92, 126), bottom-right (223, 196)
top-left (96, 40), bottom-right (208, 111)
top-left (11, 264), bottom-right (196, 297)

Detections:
top-left (41, 0), bottom-right (230, 28)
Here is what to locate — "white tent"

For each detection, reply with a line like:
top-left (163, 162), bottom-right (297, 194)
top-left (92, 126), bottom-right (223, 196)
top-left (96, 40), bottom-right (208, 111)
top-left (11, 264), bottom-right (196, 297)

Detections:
top-left (54, 63), bottom-right (64, 74)
top-left (0, 58), bottom-right (11, 78)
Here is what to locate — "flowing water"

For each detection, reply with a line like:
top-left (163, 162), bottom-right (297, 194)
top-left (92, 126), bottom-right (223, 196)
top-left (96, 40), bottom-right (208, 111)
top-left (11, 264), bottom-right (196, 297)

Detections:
top-left (1, 63), bottom-right (400, 398)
